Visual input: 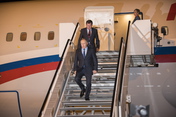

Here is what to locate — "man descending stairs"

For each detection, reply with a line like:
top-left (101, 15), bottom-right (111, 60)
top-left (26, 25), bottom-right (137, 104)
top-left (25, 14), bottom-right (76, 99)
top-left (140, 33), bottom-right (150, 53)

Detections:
top-left (57, 51), bottom-right (118, 117)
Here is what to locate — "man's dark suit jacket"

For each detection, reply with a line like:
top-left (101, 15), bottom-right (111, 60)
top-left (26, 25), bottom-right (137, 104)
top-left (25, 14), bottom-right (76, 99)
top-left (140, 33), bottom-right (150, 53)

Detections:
top-left (78, 28), bottom-right (100, 49)
top-left (73, 47), bottom-right (98, 75)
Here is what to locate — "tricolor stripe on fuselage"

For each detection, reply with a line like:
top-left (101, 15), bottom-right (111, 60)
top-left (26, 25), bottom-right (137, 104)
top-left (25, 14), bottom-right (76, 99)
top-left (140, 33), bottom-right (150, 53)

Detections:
top-left (0, 55), bottom-right (60, 84)
top-left (0, 48), bottom-right (61, 84)
top-left (154, 46), bottom-right (176, 63)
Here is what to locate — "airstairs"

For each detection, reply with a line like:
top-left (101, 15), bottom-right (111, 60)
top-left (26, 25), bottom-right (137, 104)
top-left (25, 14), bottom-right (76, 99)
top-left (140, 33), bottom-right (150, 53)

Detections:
top-left (57, 51), bottom-right (118, 117)
top-left (38, 21), bottom-right (128, 117)
top-left (39, 20), bottom-right (156, 117)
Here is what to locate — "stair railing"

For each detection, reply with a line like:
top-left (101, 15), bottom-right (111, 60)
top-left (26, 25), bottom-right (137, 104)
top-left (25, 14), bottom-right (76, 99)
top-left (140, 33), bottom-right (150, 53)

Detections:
top-left (110, 21), bottom-right (131, 117)
top-left (38, 22), bottom-right (80, 117)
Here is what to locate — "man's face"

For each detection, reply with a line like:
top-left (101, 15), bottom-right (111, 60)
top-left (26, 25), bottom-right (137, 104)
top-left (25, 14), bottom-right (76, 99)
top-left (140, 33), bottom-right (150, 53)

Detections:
top-left (86, 23), bottom-right (92, 29)
top-left (81, 39), bottom-right (88, 49)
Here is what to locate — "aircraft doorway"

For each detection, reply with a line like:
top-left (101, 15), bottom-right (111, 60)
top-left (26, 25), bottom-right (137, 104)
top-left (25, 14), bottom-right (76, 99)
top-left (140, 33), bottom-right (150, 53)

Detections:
top-left (114, 12), bottom-right (143, 51)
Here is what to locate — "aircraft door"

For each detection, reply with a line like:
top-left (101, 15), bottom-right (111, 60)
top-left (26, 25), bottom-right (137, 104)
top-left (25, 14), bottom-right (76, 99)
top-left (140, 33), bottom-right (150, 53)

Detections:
top-left (84, 6), bottom-right (114, 51)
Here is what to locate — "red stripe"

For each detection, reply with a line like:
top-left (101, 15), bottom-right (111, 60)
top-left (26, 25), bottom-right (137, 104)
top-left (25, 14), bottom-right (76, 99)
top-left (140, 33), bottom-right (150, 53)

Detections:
top-left (155, 54), bottom-right (176, 63)
top-left (167, 3), bottom-right (176, 21)
top-left (0, 62), bottom-right (59, 84)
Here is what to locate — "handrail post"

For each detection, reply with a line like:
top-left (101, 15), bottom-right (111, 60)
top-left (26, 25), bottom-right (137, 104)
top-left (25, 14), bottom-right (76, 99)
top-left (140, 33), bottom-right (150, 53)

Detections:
top-left (0, 90), bottom-right (23, 117)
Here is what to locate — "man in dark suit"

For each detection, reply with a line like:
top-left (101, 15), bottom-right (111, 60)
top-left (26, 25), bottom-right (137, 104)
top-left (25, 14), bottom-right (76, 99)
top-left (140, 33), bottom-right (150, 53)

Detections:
top-left (73, 39), bottom-right (98, 101)
top-left (78, 20), bottom-right (100, 52)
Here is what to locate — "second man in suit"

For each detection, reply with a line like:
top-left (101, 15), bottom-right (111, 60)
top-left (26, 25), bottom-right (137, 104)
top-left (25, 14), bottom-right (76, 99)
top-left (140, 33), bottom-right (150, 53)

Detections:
top-left (78, 20), bottom-right (100, 52)
top-left (73, 39), bottom-right (98, 101)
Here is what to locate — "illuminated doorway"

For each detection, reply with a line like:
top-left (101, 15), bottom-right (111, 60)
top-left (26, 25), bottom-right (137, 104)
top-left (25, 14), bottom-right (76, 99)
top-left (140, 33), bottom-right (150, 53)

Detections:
top-left (114, 12), bottom-right (143, 51)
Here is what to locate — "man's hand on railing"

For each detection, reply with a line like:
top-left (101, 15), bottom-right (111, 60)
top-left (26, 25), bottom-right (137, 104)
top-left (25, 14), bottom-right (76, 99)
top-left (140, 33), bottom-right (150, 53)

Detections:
top-left (93, 70), bottom-right (97, 74)
top-left (96, 48), bottom-right (99, 52)
top-left (74, 71), bottom-right (76, 75)
top-left (70, 41), bottom-right (75, 49)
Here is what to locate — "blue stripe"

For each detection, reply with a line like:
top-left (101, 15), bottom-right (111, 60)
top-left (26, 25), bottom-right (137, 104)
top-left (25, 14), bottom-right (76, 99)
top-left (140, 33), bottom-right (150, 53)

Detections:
top-left (0, 55), bottom-right (60, 72)
top-left (154, 46), bottom-right (176, 55)
top-left (114, 12), bottom-right (143, 15)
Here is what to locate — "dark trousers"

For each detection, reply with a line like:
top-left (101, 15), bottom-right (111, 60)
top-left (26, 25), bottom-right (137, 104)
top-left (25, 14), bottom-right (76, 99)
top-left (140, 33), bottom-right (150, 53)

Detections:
top-left (75, 69), bottom-right (92, 99)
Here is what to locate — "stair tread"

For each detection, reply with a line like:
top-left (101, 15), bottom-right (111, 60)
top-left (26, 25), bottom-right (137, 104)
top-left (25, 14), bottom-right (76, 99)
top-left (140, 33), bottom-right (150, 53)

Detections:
top-left (60, 107), bottom-right (111, 111)
top-left (64, 94), bottom-right (113, 98)
top-left (66, 87), bottom-right (114, 90)
top-left (63, 102), bottom-right (111, 106)
top-left (98, 59), bottom-right (118, 62)
top-left (58, 115), bottom-right (110, 117)
top-left (66, 99), bottom-right (112, 101)
top-left (71, 72), bottom-right (116, 76)
top-left (64, 97), bottom-right (112, 100)
top-left (69, 76), bottom-right (115, 79)
top-left (66, 90), bottom-right (113, 94)
top-left (68, 85), bottom-right (114, 87)
top-left (68, 81), bottom-right (114, 84)
top-left (62, 100), bottom-right (111, 103)
top-left (94, 70), bottom-right (116, 73)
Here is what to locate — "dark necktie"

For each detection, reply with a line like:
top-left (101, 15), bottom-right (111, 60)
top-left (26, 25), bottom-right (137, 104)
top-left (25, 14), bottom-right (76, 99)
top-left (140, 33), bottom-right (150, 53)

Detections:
top-left (88, 29), bottom-right (91, 46)
top-left (83, 49), bottom-right (86, 58)
top-left (88, 29), bottom-right (91, 38)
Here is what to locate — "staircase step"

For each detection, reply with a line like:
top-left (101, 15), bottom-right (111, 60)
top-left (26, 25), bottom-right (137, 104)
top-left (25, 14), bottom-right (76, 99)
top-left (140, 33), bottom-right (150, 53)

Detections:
top-left (65, 90), bottom-right (113, 94)
top-left (96, 69), bottom-right (116, 73)
top-left (98, 64), bottom-right (117, 67)
top-left (58, 115), bottom-right (110, 117)
top-left (69, 74), bottom-right (116, 80)
top-left (60, 107), bottom-right (111, 111)
top-left (62, 100), bottom-right (111, 103)
top-left (68, 78), bottom-right (115, 82)
top-left (70, 73), bottom-right (115, 77)
top-left (98, 59), bottom-right (118, 63)
top-left (96, 51), bottom-right (119, 56)
top-left (62, 101), bottom-right (111, 106)
top-left (68, 81), bottom-right (114, 84)
top-left (66, 99), bottom-right (112, 101)
top-left (69, 77), bottom-right (116, 80)
top-left (98, 65), bottom-right (117, 70)
top-left (97, 56), bottom-right (118, 59)
top-left (98, 62), bottom-right (117, 65)
top-left (66, 86), bottom-right (114, 91)
top-left (68, 84), bottom-right (114, 88)
top-left (64, 94), bottom-right (113, 98)
top-left (64, 97), bottom-right (112, 101)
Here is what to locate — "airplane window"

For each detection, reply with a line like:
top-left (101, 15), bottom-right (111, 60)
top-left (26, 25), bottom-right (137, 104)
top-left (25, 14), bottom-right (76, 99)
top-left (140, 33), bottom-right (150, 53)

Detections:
top-left (34, 32), bottom-right (41, 41)
top-left (6, 33), bottom-right (13, 42)
top-left (48, 31), bottom-right (54, 40)
top-left (20, 32), bottom-right (27, 41)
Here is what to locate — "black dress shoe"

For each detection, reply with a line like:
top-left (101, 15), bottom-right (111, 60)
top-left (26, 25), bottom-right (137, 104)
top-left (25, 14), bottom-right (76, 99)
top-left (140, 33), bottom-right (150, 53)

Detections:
top-left (85, 98), bottom-right (90, 101)
top-left (80, 89), bottom-right (85, 98)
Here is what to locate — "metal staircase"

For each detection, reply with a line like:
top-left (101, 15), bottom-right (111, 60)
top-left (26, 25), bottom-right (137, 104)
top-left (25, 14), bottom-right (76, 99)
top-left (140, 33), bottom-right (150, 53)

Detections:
top-left (56, 51), bottom-right (119, 117)
top-left (39, 21), bottom-right (156, 117)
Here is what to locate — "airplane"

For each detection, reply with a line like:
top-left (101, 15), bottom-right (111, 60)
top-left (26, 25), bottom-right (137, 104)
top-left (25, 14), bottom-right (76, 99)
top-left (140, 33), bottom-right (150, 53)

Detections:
top-left (0, 0), bottom-right (176, 117)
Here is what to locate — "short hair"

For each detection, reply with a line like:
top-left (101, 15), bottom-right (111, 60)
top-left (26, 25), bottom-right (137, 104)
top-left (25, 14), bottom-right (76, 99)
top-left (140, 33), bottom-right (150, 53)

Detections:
top-left (134, 9), bottom-right (140, 14)
top-left (81, 38), bottom-right (88, 43)
top-left (86, 20), bottom-right (93, 25)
